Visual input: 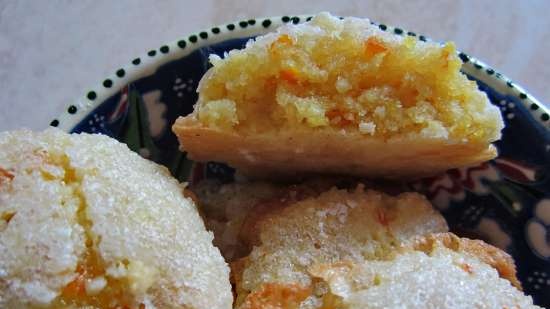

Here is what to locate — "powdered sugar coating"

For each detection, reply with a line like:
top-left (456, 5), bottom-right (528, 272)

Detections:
top-left (0, 129), bottom-right (231, 308)
top-left (0, 147), bottom-right (84, 307)
top-left (239, 187), bottom-right (448, 295)
top-left (315, 245), bottom-right (540, 309)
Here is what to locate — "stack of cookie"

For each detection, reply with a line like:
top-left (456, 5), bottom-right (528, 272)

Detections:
top-left (0, 12), bottom-right (539, 309)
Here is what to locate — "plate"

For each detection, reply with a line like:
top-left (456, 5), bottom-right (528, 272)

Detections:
top-left (50, 15), bottom-right (550, 307)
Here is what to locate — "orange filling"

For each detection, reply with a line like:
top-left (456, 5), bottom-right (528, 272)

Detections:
top-left (53, 250), bottom-right (137, 309)
top-left (47, 155), bottom-right (140, 309)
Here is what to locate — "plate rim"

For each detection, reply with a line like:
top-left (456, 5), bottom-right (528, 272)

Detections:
top-left (49, 14), bottom-right (550, 131)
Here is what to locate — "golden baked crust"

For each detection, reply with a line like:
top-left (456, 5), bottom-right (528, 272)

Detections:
top-left (238, 283), bottom-right (311, 309)
top-left (237, 237), bottom-right (534, 309)
top-left (173, 12), bottom-right (503, 179)
top-left (308, 233), bottom-right (538, 309)
top-left (174, 119), bottom-right (496, 179)
top-left (407, 232), bottom-right (521, 289)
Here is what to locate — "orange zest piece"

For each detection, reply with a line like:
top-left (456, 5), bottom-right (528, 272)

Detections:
top-left (277, 34), bottom-right (293, 45)
top-left (398, 87), bottom-right (420, 108)
top-left (460, 263), bottom-right (473, 274)
top-left (0, 167), bottom-right (14, 185)
top-left (325, 109), bottom-right (340, 120)
top-left (279, 68), bottom-right (300, 84)
top-left (319, 292), bottom-right (345, 309)
top-left (364, 37), bottom-right (388, 59)
top-left (1, 212), bottom-right (15, 223)
top-left (325, 109), bottom-right (353, 127)
top-left (441, 49), bottom-right (450, 69)
top-left (270, 34), bottom-right (294, 53)
top-left (272, 34), bottom-right (293, 48)
top-left (376, 208), bottom-right (393, 227)
top-left (240, 283), bottom-right (312, 309)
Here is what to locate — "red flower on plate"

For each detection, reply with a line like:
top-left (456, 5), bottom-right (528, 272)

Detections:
top-left (412, 158), bottom-right (538, 210)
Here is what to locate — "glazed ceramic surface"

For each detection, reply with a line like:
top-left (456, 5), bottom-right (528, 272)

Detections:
top-left (52, 15), bottom-right (550, 307)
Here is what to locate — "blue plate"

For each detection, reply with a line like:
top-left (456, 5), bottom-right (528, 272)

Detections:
top-left (51, 15), bottom-right (550, 307)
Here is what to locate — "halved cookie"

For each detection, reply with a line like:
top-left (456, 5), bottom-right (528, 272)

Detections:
top-left (173, 12), bottom-right (503, 179)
